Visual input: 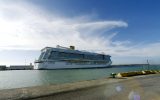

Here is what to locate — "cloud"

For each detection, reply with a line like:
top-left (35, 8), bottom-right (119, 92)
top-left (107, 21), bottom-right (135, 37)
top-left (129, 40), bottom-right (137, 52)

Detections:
top-left (0, 0), bottom-right (127, 51)
top-left (0, 0), bottom-right (160, 59)
top-left (124, 42), bottom-right (160, 57)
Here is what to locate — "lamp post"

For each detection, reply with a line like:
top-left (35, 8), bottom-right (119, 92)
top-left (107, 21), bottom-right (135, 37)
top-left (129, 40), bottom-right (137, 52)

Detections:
top-left (147, 59), bottom-right (149, 70)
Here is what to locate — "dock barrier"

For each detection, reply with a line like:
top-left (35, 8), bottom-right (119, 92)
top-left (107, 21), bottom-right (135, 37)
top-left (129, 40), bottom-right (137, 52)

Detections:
top-left (116, 70), bottom-right (160, 77)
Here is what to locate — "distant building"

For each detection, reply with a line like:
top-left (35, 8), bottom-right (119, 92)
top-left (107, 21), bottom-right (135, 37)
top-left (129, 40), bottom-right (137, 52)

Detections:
top-left (0, 65), bottom-right (6, 70)
top-left (9, 63), bottom-right (34, 70)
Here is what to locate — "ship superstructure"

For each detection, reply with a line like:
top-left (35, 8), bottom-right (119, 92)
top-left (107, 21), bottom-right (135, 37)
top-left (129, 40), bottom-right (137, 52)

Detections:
top-left (35, 45), bottom-right (112, 69)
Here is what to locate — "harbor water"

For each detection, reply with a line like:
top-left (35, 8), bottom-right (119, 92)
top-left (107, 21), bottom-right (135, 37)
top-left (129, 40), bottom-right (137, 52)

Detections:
top-left (0, 65), bottom-right (159, 90)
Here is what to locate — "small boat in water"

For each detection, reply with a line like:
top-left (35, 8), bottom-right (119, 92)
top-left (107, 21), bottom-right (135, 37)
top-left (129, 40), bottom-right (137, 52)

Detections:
top-left (35, 45), bottom-right (112, 69)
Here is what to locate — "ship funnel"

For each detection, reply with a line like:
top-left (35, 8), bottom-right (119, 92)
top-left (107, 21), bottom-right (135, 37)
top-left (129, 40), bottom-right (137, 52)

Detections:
top-left (70, 46), bottom-right (75, 50)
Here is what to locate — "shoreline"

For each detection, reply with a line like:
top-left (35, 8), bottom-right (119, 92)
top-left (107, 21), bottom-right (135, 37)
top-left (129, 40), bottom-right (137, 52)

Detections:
top-left (0, 64), bottom-right (159, 71)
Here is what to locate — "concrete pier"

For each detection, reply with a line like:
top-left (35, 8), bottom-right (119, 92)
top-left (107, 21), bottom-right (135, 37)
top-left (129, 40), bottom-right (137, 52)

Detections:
top-left (0, 74), bottom-right (159, 100)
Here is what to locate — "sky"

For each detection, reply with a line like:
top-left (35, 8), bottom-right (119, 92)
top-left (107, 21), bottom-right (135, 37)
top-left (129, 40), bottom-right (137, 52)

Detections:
top-left (0, 0), bottom-right (160, 65)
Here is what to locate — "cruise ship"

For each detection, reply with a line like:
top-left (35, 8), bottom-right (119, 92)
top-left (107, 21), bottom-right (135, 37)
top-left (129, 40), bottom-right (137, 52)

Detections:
top-left (35, 45), bottom-right (112, 69)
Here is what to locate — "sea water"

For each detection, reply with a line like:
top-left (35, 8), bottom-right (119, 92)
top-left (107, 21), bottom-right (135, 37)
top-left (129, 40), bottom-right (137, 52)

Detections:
top-left (0, 65), bottom-right (159, 90)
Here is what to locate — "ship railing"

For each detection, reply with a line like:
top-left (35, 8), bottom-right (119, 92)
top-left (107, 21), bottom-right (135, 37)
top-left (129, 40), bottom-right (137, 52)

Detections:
top-left (47, 59), bottom-right (109, 63)
top-left (46, 59), bottom-right (107, 61)
top-left (34, 60), bottom-right (44, 63)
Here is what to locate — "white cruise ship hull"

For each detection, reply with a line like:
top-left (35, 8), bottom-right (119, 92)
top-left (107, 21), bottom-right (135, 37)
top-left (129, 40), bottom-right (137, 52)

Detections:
top-left (35, 46), bottom-right (112, 69)
top-left (36, 61), bottom-right (112, 69)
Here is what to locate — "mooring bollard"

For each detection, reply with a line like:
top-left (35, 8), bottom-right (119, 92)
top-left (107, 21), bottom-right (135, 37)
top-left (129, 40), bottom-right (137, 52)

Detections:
top-left (111, 73), bottom-right (116, 78)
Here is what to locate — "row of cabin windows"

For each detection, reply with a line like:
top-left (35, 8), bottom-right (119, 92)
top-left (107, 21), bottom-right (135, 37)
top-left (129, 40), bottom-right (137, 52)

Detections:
top-left (47, 51), bottom-right (109, 60)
